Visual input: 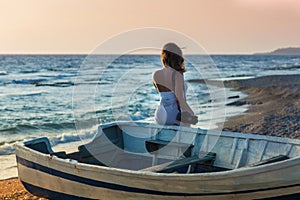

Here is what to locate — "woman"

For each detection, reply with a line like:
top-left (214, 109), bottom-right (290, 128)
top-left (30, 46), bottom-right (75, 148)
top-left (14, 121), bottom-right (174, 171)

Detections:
top-left (152, 42), bottom-right (197, 126)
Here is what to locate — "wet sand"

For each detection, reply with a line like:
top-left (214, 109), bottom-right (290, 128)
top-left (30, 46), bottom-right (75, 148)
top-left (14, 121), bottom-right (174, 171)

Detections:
top-left (1, 74), bottom-right (299, 199)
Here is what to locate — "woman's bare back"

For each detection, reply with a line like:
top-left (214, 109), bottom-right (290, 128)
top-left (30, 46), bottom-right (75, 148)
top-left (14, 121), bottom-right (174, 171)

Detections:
top-left (152, 67), bottom-right (175, 92)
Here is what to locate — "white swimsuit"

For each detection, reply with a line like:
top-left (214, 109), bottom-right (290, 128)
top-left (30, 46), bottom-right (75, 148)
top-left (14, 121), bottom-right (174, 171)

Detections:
top-left (154, 91), bottom-right (180, 125)
top-left (154, 82), bottom-right (188, 126)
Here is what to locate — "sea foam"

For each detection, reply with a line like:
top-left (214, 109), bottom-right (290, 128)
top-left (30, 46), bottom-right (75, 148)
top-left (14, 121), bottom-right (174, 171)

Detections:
top-left (0, 125), bottom-right (98, 156)
top-left (0, 71), bottom-right (7, 75)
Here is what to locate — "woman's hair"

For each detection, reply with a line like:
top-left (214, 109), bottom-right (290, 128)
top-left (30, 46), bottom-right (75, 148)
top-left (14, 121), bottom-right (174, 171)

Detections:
top-left (161, 43), bottom-right (186, 72)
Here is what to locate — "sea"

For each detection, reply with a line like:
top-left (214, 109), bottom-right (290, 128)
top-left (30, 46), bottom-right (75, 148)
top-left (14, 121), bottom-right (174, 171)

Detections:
top-left (1, 54), bottom-right (300, 179)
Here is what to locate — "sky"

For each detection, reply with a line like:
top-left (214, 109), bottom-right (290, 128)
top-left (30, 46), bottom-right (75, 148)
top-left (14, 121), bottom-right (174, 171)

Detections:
top-left (0, 0), bottom-right (300, 54)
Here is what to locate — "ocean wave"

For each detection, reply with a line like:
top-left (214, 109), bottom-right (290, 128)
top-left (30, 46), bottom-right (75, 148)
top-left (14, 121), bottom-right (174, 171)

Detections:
top-left (40, 122), bottom-right (76, 130)
top-left (39, 74), bottom-right (76, 78)
top-left (0, 124), bottom-right (39, 135)
top-left (12, 78), bottom-right (47, 85)
top-left (0, 142), bottom-right (16, 155)
top-left (0, 90), bottom-right (47, 97)
top-left (19, 70), bottom-right (40, 74)
top-left (0, 125), bottom-right (98, 155)
top-left (188, 74), bottom-right (258, 83)
top-left (49, 125), bottom-right (97, 147)
top-left (0, 122), bottom-right (76, 134)
top-left (269, 65), bottom-right (300, 71)
top-left (35, 81), bottom-right (74, 87)
top-left (10, 78), bottom-right (75, 87)
top-left (0, 71), bottom-right (7, 75)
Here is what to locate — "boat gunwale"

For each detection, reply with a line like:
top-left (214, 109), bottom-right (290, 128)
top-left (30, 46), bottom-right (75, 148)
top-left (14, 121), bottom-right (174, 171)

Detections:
top-left (103, 121), bottom-right (300, 145)
top-left (14, 140), bottom-right (300, 181)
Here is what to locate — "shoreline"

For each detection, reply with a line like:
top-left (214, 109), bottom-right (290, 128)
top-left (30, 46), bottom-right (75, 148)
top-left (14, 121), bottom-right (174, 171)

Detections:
top-left (221, 74), bottom-right (300, 139)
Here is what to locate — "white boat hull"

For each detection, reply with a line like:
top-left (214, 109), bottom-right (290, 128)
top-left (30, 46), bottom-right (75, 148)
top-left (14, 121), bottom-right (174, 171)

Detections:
top-left (15, 122), bottom-right (300, 199)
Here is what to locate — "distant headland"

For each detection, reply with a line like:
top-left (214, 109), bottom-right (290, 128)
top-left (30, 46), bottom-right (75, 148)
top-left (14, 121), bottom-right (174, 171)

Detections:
top-left (255, 47), bottom-right (300, 55)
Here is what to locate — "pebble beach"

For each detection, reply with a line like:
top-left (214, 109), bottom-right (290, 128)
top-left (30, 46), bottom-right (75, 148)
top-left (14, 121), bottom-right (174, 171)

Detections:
top-left (222, 74), bottom-right (300, 139)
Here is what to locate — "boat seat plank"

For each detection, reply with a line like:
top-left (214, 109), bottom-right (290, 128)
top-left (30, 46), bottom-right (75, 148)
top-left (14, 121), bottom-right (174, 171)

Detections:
top-left (145, 139), bottom-right (194, 157)
top-left (194, 164), bottom-right (230, 173)
top-left (51, 151), bottom-right (67, 159)
top-left (140, 160), bottom-right (173, 172)
top-left (243, 155), bottom-right (289, 168)
top-left (140, 152), bottom-right (216, 173)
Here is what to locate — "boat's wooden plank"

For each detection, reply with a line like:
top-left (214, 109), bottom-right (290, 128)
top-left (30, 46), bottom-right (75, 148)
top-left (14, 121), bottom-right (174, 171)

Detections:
top-left (191, 132), bottom-right (203, 156)
top-left (140, 160), bottom-right (173, 172)
top-left (51, 151), bottom-right (67, 159)
top-left (236, 148), bottom-right (248, 168)
top-left (78, 145), bottom-right (92, 158)
top-left (140, 152), bottom-right (216, 173)
top-left (146, 139), bottom-right (194, 148)
top-left (242, 155), bottom-right (289, 168)
top-left (145, 139), bottom-right (194, 157)
top-left (258, 141), bottom-right (268, 161)
top-left (66, 152), bottom-right (81, 160)
top-left (194, 164), bottom-right (230, 173)
top-left (230, 138), bottom-right (238, 165)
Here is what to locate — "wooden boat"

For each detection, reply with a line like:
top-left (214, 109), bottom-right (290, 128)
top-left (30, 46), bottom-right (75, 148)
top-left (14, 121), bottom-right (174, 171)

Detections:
top-left (15, 121), bottom-right (300, 199)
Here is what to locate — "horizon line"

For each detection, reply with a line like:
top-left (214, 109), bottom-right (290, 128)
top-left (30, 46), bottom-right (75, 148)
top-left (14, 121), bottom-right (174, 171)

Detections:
top-left (1, 47), bottom-right (298, 56)
top-left (0, 52), bottom-right (257, 56)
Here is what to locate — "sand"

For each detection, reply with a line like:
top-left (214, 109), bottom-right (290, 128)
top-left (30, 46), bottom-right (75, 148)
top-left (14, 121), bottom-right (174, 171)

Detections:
top-left (0, 178), bottom-right (46, 200)
top-left (1, 74), bottom-right (299, 199)
top-left (221, 74), bottom-right (300, 139)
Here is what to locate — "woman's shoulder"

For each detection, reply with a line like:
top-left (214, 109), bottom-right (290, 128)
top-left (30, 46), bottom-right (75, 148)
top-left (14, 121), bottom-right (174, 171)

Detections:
top-left (153, 68), bottom-right (166, 73)
top-left (152, 68), bottom-right (165, 78)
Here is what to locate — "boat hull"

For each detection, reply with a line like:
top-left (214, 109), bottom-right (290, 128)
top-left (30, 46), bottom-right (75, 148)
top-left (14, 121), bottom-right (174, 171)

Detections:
top-left (15, 149), bottom-right (300, 200)
top-left (15, 122), bottom-right (300, 199)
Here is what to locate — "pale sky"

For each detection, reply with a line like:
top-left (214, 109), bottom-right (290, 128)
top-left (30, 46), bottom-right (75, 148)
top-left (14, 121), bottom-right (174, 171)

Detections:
top-left (0, 0), bottom-right (300, 54)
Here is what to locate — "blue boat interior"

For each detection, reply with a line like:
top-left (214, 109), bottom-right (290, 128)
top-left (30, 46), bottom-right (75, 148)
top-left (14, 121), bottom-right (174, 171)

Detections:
top-left (24, 123), bottom-right (290, 174)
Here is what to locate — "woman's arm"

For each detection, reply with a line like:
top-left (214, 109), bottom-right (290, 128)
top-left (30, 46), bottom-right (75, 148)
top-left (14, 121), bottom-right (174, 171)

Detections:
top-left (174, 72), bottom-right (194, 115)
